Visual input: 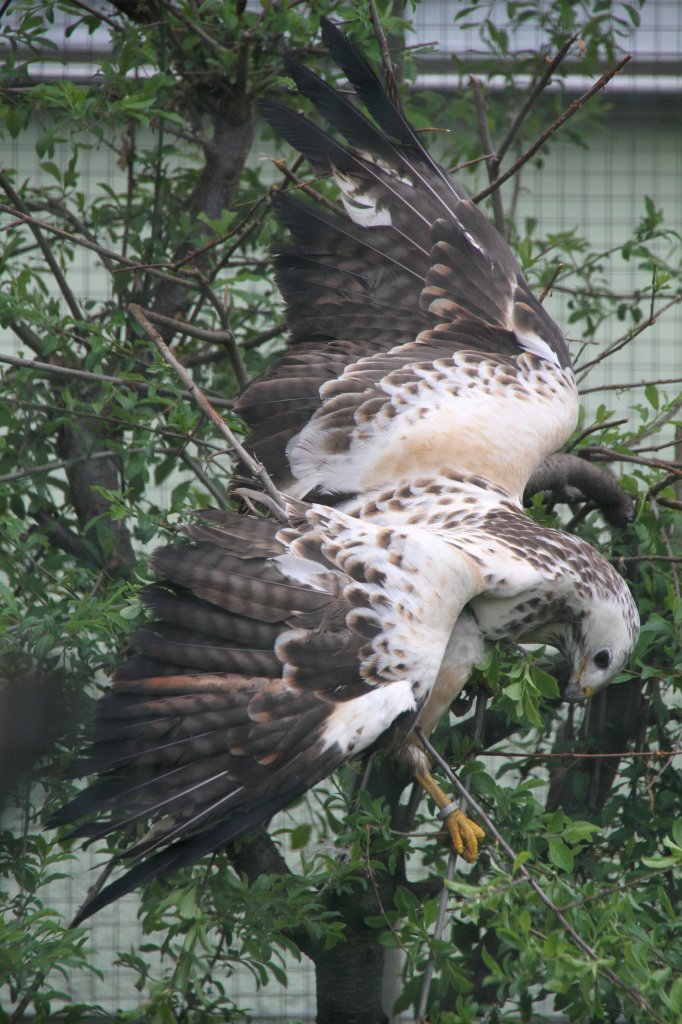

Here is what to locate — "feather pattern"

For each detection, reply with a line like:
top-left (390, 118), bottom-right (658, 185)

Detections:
top-left (237, 18), bottom-right (575, 502)
top-left (55, 20), bottom-right (639, 925)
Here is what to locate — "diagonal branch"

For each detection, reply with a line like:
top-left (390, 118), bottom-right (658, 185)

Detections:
top-left (473, 54), bottom-right (632, 204)
top-left (129, 304), bottom-right (287, 518)
top-left (495, 32), bottom-right (580, 166)
top-left (0, 173), bottom-right (82, 322)
top-left (469, 77), bottom-right (506, 236)
top-left (415, 727), bottom-right (662, 1022)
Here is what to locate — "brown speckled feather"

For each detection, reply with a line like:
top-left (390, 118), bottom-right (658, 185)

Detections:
top-left (236, 19), bottom-right (575, 501)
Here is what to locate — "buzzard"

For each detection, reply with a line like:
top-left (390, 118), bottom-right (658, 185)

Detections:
top-left (54, 19), bottom-right (639, 923)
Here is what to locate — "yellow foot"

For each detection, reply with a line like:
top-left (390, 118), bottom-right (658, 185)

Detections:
top-left (416, 769), bottom-right (485, 863)
top-left (439, 805), bottom-right (485, 863)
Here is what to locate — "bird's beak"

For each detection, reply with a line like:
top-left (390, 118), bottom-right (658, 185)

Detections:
top-left (563, 655), bottom-right (595, 703)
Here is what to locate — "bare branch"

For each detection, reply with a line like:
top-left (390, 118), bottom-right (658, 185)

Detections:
top-left (415, 727), bottom-right (662, 1022)
top-left (576, 294), bottom-right (682, 378)
top-left (178, 450), bottom-right (230, 509)
top-left (580, 375), bottom-right (682, 395)
top-left (129, 304), bottom-right (287, 518)
top-left (0, 352), bottom-right (233, 409)
top-left (473, 54), bottom-right (632, 204)
top-left (469, 77), bottom-right (505, 235)
top-left (495, 32), bottom-right (580, 165)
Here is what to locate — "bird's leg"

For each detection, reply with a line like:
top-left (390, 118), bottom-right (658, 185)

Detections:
top-left (414, 767), bottom-right (485, 863)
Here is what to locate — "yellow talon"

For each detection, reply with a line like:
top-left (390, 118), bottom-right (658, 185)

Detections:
top-left (416, 769), bottom-right (485, 862)
top-left (443, 806), bottom-right (486, 862)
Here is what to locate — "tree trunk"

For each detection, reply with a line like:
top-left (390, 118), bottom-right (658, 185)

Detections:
top-left (314, 892), bottom-right (389, 1024)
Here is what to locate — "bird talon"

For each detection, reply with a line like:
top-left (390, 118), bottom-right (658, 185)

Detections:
top-left (416, 767), bottom-right (485, 861)
top-left (444, 807), bottom-right (485, 862)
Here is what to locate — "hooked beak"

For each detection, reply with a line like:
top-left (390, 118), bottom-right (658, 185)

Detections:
top-left (563, 655), bottom-right (595, 703)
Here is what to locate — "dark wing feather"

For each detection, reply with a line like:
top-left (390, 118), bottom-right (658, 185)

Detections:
top-left (237, 19), bottom-right (572, 501)
top-left (53, 508), bottom-right (437, 921)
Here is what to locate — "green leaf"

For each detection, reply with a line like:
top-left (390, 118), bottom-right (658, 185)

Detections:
top-left (547, 836), bottom-right (574, 872)
top-left (290, 824), bottom-right (312, 850)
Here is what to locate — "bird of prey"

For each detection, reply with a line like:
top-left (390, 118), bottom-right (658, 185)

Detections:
top-left (54, 18), bottom-right (639, 923)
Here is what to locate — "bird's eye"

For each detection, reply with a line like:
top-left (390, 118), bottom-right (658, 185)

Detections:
top-left (593, 649), bottom-right (611, 670)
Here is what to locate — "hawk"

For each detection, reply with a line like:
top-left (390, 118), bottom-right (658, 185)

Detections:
top-left (54, 19), bottom-right (639, 923)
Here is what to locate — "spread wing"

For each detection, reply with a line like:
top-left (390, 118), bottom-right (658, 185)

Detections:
top-left (236, 17), bottom-right (577, 502)
top-left (53, 505), bottom-right (483, 922)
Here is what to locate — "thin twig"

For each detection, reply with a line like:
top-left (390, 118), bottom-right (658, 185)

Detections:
top-left (139, 306), bottom-right (248, 390)
top-left (0, 352), bottom-right (233, 409)
top-left (648, 497), bottom-right (680, 597)
top-left (538, 262), bottom-right (564, 304)
top-left (0, 446), bottom-right (144, 485)
top-left (184, 322), bottom-right (284, 366)
top-left (129, 304), bottom-right (287, 518)
top-left (473, 54), bottom-right (632, 204)
top-left (4, 394), bottom-right (229, 455)
top-left (368, 0), bottom-right (401, 105)
top-left (495, 32), bottom-right (580, 165)
top-left (485, 747), bottom-right (682, 760)
top-left (469, 77), bottom-right (505, 236)
top-left (416, 691), bottom-right (488, 1022)
top-left (271, 161), bottom-right (341, 215)
top-left (138, 308), bottom-right (236, 346)
top-left (580, 375), bottom-right (682, 396)
top-left (618, 554), bottom-right (682, 565)
top-left (566, 418), bottom-right (629, 451)
top-left (0, 205), bottom-right (200, 291)
top-left (0, 173), bottom-right (82, 322)
top-left (576, 294), bottom-right (682, 378)
top-left (63, 0), bottom-right (120, 30)
top-left (178, 450), bottom-right (229, 509)
top-left (415, 727), bottom-right (662, 1021)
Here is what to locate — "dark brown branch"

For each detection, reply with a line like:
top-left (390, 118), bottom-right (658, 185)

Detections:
top-left (580, 445), bottom-right (682, 475)
top-left (469, 77), bottom-right (505, 236)
top-left (494, 32), bottom-right (580, 165)
top-left (524, 453), bottom-right (635, 527)
top-left (129, 304), bottom-right (287, 517)
top-left (473, 54), bottom-right (632, 204)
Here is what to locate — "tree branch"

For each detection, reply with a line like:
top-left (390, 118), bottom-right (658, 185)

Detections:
top-left (0, 352), bottom-right (233, 409)
top-left (469, 77), bottom-right (506, 236)
top-left (415, 728), bottom-right (662, 1022)
top-left (473, 54), bottom-right (632, 204)
top-left (0, 174), bottom-right (82, 322)
top-left (524, 453), bottom-right (635, 526)
top-left (129, 304), bottom-right (287, 517)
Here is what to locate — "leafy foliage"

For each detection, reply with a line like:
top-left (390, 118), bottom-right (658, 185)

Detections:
top-left (0, 1), bottom-right (680, 1022)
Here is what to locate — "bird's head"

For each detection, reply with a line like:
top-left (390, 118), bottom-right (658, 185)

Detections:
top-left (559, 588), bottom-right (639, 702)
